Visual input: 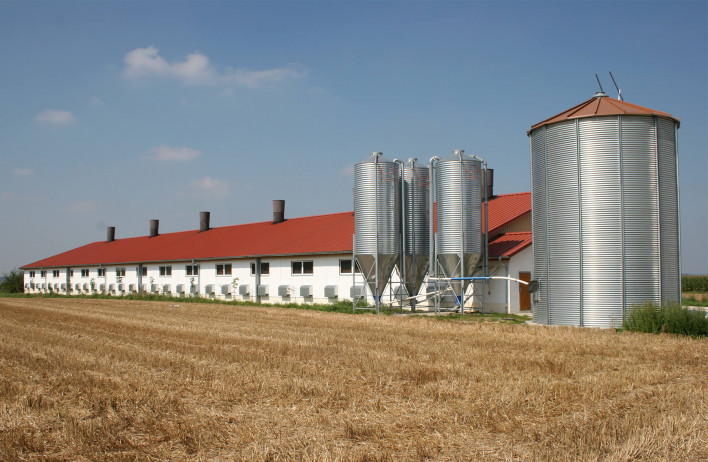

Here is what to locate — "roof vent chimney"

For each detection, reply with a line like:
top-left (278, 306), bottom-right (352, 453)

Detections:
top-left (273, 200), bottom-right (285, 224)
top-left (107, 226), bottom-right (116, 243)
top-left (199, 211), bottom-right (210, 232)
top-left (149, 219), bottom-right (159, 238)
top-left (485, 168), bottom-right (494, 199)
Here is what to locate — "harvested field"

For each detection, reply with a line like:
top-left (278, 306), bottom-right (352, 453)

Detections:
top-left (0, 297), bottom-right (706, 461)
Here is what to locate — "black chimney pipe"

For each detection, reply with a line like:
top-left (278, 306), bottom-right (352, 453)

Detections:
top-left (200, 211), bottom-right (210, 232)
top-left (273, 200), bottom-right (285, 224)
top-left (149, 219), bottom-right (159, 238)
top-left (107, 226), bottom-right (116, 243)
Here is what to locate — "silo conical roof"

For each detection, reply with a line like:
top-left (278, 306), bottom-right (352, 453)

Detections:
top-left (528, 92), bottom-right (680, 134)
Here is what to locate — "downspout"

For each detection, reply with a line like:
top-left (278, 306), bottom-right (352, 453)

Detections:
top-left (393, 158), bottom-right (405, 311)
top-left (428, 156), bottom-right (440, 312)
top-left (66, 267), bottom-right (71, 295)
top-left (505, 258), bottom-right (511, 315)
top-left (255, 257), bottom-right (261, 304)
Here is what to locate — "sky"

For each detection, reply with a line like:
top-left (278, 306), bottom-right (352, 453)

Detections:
top-left (0, 1), bottom-right (706, 275)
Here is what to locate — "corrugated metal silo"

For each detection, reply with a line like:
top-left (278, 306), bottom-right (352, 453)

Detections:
top-left (529, 92), bottom-right (681, 328)
top-left (354, 152), bottom-right (401, 308)
top-left (401, 158), bottom-right (430, 307)
top-left (435, 150), bottom-right (483, 302)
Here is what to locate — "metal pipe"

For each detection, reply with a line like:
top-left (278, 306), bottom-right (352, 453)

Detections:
top-left (393, 158), bottom-right (405, 311)
top-left (373, 152), bottom-right (381, 314)
top-left (483, 160), bottom-right (489, 314)
top-left (428, 156), bottom-right (440, 313)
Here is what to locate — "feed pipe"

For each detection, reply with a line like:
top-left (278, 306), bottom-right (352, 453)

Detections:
top-left (393, 158), bottom-right (405, 311)
top-left (428, 156), bottom-right (440, 309)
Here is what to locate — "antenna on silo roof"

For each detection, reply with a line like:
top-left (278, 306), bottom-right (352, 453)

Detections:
top-left (594, 74), bottom-right (605, 93)
top-left (609, 71), bottom-right (623, 101)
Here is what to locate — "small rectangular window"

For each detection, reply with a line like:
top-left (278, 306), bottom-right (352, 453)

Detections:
top-left (340, 259), bottom-right (361, 274)
top-left (41, 270), bottom-right (47, 277)
top-left (116, 268), bottom-right (126, 277)
top-left (29, 271), bottom-right (36, 278)
top-left (292, 261), bottom-right (314, 275)
top-left (81, 269), bottom-right (90, 277)
top-left (186, 265), bottom-right (199, 276)
top-left (159, 266), bottom-right (172, 276)
top-left (53, 270), bottom-right (60, 278)
top-left (97, 268), bottom-right (106, 277)
top-left (216, 264), bottom-right (232, 275)
top-left (139, 267), bottom-right (147, 277)
top-left (69, 270), bottom-right (74, 277)
top-left (250, 262), bottom-right (269, 275)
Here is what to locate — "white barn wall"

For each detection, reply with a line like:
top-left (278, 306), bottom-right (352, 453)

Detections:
top-left (22, 248), bottom-right (533, 312)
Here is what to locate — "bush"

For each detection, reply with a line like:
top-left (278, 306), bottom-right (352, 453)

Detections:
top-left (682, 275), bottom-right (708, 292)
top-left (0, 269), bottom-right (24, 294)
top-left (624, 301), bottom-right (708, 337)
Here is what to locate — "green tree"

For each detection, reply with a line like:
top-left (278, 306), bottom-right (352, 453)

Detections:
top-left (0, 269), bottom-right (24, 293)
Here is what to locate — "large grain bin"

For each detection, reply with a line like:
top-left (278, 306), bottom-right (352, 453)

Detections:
top-left (400, 158), bottom-right (430, 308)
top-left (529, 92), bottom-right (681, 328)
top-left (354, 152), bottom-right (401, 308)
top-left (435, 150), bottom-right (483, 304)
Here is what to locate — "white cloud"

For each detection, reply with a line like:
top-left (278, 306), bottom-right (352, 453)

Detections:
top-left (224, 67), bottom-right (307, 89)
top-left (144, 145), bottom-right (201, 161)
top-left (12, 168), bottom-right (34, 177)
top-left (34, 109), bottom-right (76, 125)
top-left (67, 200), bottom-right (97, 213)
top-left (123, 46), bottom-right (306, 88)
top-left (185, 176), bottom-right (229, 199)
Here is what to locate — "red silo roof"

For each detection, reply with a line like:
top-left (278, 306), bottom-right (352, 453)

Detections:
top-left (528, 93), bottom-right (680, 134)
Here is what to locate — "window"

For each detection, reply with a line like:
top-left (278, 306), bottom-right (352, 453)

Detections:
top-left (52, 270), bottom-right (60, 278)
top-left (339, 259), bottom-right (361, 274)
top-left (97, 268), bottom-right (106, 277)
top-left (81, 269), bottom-right (89, 277)
top-left (41, 270), bottom-right (47, 278)
top-left (116, 268), bottom-right (126, 277)
top-left (159, 266), bottom-right (172, 276)
top-left (292, 261), bottom-right (314, 275)
top-left (186, 265), bottom-right (199, 276)
top-left (216, 264), bottom-right (232, 276)
top-left (70, 270), bottom-right (74, 277)
top-left (139, 267), bottom-right (147, 277)
top-left (29, 271), bottom-right (35, 278)
top-left (250, 262), bottom-right (269, 275)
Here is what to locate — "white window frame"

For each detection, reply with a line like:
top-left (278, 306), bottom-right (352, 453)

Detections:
top-left (116, 268), bottom-right (126, 277)
top-left (159, 266), bottom-right (172, 277)
top-left (291, 260), bottom-right (314, 275)
top-left (216, 264), bottom-right (232, 276)
top-left (81, 269), bottom-right (90, 278)
top-left (339, 259), bottom-right (361, 275)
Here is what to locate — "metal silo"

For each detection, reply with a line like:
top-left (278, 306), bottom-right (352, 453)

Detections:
top-left (400, 158), bottom-right (430, 309)
top-left (354, 152), bottom-right (401, 311)
top-left (434, 150), bottom-right (483, 304)
top-left (529, 92), bottom-right (681, 328)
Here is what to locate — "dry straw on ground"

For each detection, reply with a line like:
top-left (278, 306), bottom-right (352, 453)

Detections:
top-left (0, 297), bottom-right (706, 461)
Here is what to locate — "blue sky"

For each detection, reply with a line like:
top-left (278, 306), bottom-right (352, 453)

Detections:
top-left (0, 1), bottom-right (706, 275)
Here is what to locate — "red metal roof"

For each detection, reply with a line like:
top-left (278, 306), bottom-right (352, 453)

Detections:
top-left (22, 192), bottom-right (532, 269)
top-left (487, 232), bottom-right (532, 258)
top-left (528, 93), bottom-right (680, 134)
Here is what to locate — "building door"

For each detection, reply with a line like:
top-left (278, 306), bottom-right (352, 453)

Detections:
top-left (519, 272), bottom-right (531, 311)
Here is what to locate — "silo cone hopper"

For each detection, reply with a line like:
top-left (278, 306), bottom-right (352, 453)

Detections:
top-left (355, 253), bottom-right (399, 304)
top-left (401, 254), bottom-right (429, 309)
top-left (436, 252), bottom-right (482, 305)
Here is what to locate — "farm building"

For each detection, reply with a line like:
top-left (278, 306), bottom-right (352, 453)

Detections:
top-left (21, 191), bottom-right (533, 313)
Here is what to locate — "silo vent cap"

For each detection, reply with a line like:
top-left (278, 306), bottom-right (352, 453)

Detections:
top-left (593, 91), bottom-right (608, 98)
